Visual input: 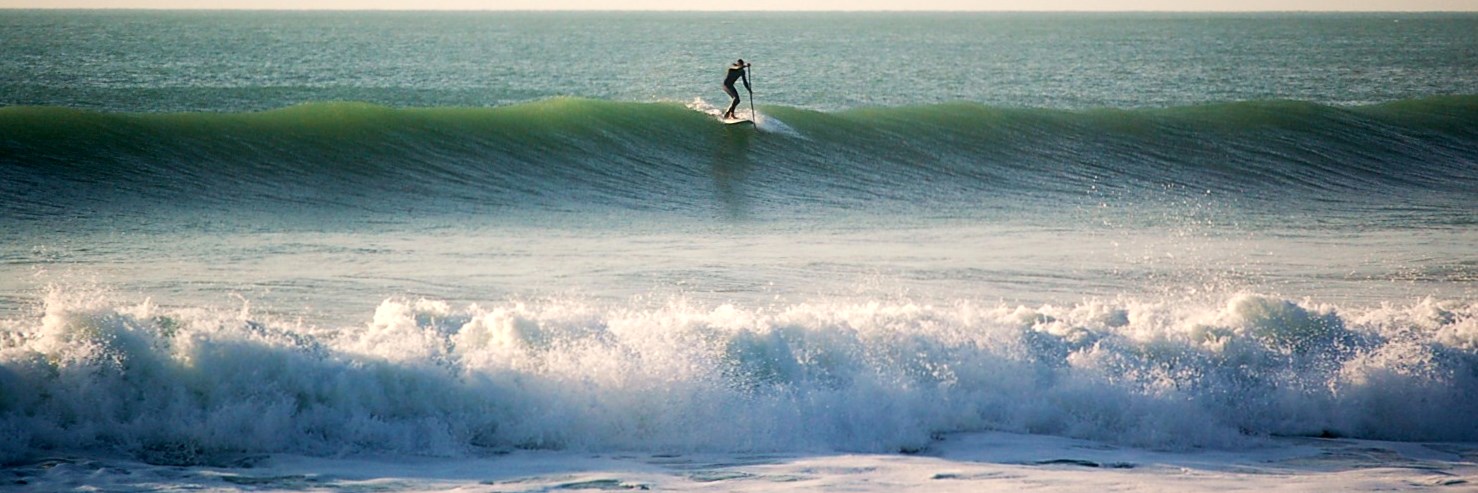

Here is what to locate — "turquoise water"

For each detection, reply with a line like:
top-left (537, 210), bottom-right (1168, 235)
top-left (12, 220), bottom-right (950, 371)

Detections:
top-left (5, 12), bottom-right (1476, 111)
top-left (1, 11), bottom-right (1476, 467)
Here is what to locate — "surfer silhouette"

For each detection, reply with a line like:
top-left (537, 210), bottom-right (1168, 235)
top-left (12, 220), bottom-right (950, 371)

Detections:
top-left (722, 59), bottom-right (751, 120)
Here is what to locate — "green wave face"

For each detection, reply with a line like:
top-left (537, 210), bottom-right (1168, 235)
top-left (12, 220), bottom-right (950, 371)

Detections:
top-left (3, 97), bottom-right (1476, 220)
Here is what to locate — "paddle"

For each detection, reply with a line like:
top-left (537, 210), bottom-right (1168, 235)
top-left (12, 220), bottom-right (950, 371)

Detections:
top-left (746, 65), bottom-right (755, 122)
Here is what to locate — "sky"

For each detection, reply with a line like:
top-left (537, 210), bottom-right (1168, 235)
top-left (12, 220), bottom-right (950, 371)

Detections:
top-left (3, 0), bottom-right (1476, 10)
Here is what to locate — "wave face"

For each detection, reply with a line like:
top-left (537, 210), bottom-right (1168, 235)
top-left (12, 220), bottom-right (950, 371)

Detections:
top-left (3, 96), bottom-right (1476, 220)
top-left (0, 288), bottom-right (1475, 464)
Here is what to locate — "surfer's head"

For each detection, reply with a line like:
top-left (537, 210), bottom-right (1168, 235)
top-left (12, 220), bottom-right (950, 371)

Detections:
top-left (736, 59), bottom-right (745, 65)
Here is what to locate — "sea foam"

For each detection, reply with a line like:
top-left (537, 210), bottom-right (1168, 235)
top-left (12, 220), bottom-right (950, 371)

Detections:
top-left (1, 287), bottom-right (1475, 465)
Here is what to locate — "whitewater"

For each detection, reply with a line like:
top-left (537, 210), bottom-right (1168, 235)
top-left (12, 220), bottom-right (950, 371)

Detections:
top-left (3, 10), bottom-right (1477, 492)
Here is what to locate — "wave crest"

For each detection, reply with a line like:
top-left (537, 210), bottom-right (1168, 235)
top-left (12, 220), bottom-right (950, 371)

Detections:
top-left (4, 97), bottom-right (1475, 218)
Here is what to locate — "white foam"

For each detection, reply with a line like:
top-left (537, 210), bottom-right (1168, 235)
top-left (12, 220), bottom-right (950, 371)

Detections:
top-left (1, 287), bottom-right (1475, 464)
top-left (685, 96), bottom-right (801, 137)
top-left (684, 97), bottom-right (725, 118)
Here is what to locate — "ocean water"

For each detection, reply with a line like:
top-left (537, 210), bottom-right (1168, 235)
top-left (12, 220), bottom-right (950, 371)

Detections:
top-left (2, 11), bottom-right (1477, 491)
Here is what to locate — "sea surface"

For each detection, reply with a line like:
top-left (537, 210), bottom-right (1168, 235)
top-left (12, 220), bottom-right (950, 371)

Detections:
top-left (2, 11), bottom-right (1476, 492)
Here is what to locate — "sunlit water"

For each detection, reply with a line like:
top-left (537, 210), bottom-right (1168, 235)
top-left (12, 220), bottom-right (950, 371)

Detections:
top-left (2, 11), bottom-right (1476, 491)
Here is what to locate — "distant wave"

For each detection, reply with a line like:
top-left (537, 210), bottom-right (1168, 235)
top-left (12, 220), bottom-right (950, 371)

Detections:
top-left (2, 96), bottom-right (1475, 218)
top-left (1, 287), bottom-right (1475, 464)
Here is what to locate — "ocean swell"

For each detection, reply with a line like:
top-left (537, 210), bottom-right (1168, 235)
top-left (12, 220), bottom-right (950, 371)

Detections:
top-left (3, 96), bottom-right (1475, 219)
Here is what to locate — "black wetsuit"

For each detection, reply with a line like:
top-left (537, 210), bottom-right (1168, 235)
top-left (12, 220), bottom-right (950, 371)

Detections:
top-left (723, 64), bottom-right (749, 118)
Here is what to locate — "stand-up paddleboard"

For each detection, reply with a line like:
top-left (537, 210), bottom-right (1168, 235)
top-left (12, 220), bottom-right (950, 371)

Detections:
top-left (721, 116), bottom-right (753, 125)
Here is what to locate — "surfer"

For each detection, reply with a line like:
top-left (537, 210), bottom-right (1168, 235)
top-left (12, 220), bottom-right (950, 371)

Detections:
top-left (722, 59), bottom-right (751, 120)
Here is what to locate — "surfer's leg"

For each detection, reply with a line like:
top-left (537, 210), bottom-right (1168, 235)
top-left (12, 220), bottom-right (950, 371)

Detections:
top-left (723, 84), bottom-right (740, 117)
top-left (726, 96), bottom-right (741, 118)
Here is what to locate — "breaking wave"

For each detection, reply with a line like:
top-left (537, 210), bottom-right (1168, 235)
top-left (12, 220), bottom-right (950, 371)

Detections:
top-left (1, 287), bottom-right (1475, 464)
